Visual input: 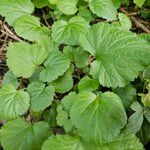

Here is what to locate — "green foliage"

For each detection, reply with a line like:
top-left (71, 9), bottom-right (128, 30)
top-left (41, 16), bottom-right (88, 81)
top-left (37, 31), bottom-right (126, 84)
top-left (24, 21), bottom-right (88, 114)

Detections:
top-left (0, 0), bottom-right (150, 149)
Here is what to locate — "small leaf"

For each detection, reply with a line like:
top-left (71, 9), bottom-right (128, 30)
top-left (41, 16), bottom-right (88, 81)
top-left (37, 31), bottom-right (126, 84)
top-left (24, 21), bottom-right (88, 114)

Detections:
top-left (113, 84), bottom-right (136, 109)
top-left (7, 42), bottom-right (48, 78)
top-left (78, 76), bottom-right (99, 92)
top-left (14, 15), bottom-right (50, 41)
top-left (42, 135), bottom-right (84, 150)
top-left (27, 82), bottom-right (55, 112)
top-left (40, 51), bottom-right (70, 82)
top-left (52, 16), bottom-right (90, 45)
top-left (2, 71), bottom-right (19, 89)
top-left (88, 0), bottom-right (117, 20)
top-left (70, 92), bottom-right (127, 143)
top-left (32, 0), bottom-right (50, 8)
top-left (0, 0), bottom-right (34, 25)
top-left (0, 118), bottom-right (50, 150)
top-left (134, 0), bottom-right (145, 7)
top-left (127, 102), bottom-right (144, 133)
top-left (57, 0), bottom-right (78, 15)
top-left (51, 66), bottom-right (74, 93)
top-left (0, 84), bottom-right (30, 119)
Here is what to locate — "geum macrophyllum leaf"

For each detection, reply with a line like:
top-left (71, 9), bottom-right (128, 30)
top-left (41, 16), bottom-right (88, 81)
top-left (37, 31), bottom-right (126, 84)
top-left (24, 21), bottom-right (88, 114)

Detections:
top-left (80, 23), bottom-right (150, 87)
top-left (7, 42), bottom-right (48, 78)
top-left (27, 82), bottom-right (55, 112)
top-left (57, 0), bottom-right (78, 15)
top-left (52, 16), bottom-right (90, 45)
top-left (40, 50), bottom-right (70, 82)
top-left (70, 92), bottom-right (127, 143)
top-left (42, 135), bottom-right (84, 150)
top-left (14, 15), bottom-right (51, 41)
top-left (0, 118), bottom-right (50, 150)
top-left (0, 0), bottom-right (34, 26)
top-left (127, 102), bottom-right (144, 133)
top-left (88, 0), bottom-right (117, 20)
top-left (0, 84), bottom-right (30, 119)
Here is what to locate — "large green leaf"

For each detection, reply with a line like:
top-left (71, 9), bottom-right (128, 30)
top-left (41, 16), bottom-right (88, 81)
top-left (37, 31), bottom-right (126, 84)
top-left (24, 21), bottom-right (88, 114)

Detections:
top-left (52, 16), bottom-right (90, 45)
top-left (0, 84), bottom-right (30, 119)
top-left (70, 92), bottom-right (127, 143)
top-left (88, 0), bottom-right (117, 20)
top-left (27, 82), bottom-right (55, 112)
top-left (40, 51), bottom-right (70, 82)
top-left (80, 23), bottom-right (150, 87)
top-left (42, 135), bottom-right (84, 150)
top-left (14, 15), bottom-right (50, 41)
top-left (0, 118), bottom-right (50, 150)
top-left (57, 0), bottom-right (78, 15)
top-left (0, 0), bottom-right (34, 25)
top-left (7, 42), bottom-right (48, 78)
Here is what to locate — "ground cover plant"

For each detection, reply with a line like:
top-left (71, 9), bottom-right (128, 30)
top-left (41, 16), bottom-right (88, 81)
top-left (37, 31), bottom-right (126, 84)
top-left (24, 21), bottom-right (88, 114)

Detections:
top-left (0, 0), bottom-right (150, 149)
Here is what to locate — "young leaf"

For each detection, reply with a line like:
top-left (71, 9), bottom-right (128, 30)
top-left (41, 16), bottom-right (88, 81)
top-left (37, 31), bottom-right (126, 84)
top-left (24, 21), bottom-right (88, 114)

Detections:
top-left (7, 42), bottom-right (48, 78)
top-left (32, 0), bottom-right (50, 8)
top-left (78, 76), bottom-right (99, 92)
top-left (2, 70), bottom-right (19, 89)
top-left (14, 15), bottom-right (50, 41)
top-left (40, 51), bottom-right (70, 82)
top-left (134, 0), bottom-right (145, 7)
top-left (27, 82), bottom-right (55, 112)
top-left (64, 46), bottom-right (90, 68)
top-left (127, 102), bottom-right (144, 133)
top-left (56, 105), bottom-right (73, 132)
top-left (0, 84), bottom-right (30, 119)
top-left (52, 16), bottom-right (90, 45)
top-left (80, 23), bottom-right (150, 87)
top-left (57, 0), bottom-right (78, 15)
top-left (0, 118), bottom-right (50, 150)
top-left (118, 13), bottom-right (132, 30)
top-left (0, 0), bottom-right (34, 25)
top-left (42, 135), bottom-right (84, 150)
top-left (88, 0), bottom-right (117, 20)
top-left (70, 92), bottom-right (127, 143)
top-left (51, 66), bottom-right (73, 93)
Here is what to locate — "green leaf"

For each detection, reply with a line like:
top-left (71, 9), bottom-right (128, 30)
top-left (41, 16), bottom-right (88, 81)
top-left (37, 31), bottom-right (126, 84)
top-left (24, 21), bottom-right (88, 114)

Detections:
top-left (0, 84), bottom-right (30, 119)
top-left (52, 16), bottom-right (90, 45)
top-left (78, 76), bottom-right (99, 92)
top-left (70, 92), bottom-right (127, 143)
top-left (64, 46), bottom-right (90, 68)
top-left (42, 135), bottom-right (84, 150)
top-left (56, 105), bottom-right (73, 132)
top-left (80, 23), bottom-right (150, 87)
top-left (0, 118), bottom-right (50, 150)
top-left (0, 0), bottom-right (34, 26)
top-left (2, 71), bottom-right (19, 89)
top-left (27, 82), bottom-right (55, 112)
top-left (144, 107), bottom-right (150, 123)
top-left (40, 51), bottom-right (70, 82)
top-left (86, 130), bottom-right (144, 150)
top-left (143, 65), bottom-right (150, 80)
top-left (113, 84), bottom-right (136, 109)
top-left (111, 0), bottom-right (128, 8)
top-left (14, 15), bottom-right (50, 41)
top-left (127, 102), bottom-right (144, 133)
top-left (134, 0), bottom-right (145, 7)
top-left (118, 13), bottom-right (132, 30)
top-left (88, 0), bottom-right (117, 20)
top-left (139, 33), bottom-right (150, 44)
top-left (7, 42), bottom-right (48, 78)
top-left (57, 0), bottom-right (78, 15)
top-left (51, 66), bottom-right (73, 93)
